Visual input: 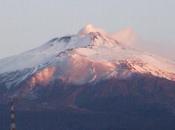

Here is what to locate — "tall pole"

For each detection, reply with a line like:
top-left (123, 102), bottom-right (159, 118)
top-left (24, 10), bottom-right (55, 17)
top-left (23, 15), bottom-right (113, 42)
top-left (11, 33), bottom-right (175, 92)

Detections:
top-left (10, 99), bottom-right (16, 130)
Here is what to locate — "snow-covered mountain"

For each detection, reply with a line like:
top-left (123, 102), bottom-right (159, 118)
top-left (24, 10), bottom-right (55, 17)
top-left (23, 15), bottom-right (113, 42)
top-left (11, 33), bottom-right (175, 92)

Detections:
top-left (0, 25), bottom-right (174, 84)
top-left (0, 25), bottom-right (175, 111)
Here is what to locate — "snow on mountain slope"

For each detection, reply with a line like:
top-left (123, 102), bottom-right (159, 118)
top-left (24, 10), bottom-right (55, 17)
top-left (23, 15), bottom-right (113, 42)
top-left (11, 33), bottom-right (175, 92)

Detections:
top-left (0, 24), bottom-right (175, 88)
top-left (0, 34), bottom-right (91, 73)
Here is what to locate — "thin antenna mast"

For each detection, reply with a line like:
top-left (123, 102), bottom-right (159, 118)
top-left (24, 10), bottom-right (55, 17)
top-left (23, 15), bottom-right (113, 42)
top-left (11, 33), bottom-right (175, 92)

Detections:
top-left (9, 98), bottom-right (16, 130)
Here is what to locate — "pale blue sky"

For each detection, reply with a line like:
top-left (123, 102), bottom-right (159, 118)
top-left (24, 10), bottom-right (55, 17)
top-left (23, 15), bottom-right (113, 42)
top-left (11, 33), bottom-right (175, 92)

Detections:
top-left (0, 0), bottom-right (175, 59)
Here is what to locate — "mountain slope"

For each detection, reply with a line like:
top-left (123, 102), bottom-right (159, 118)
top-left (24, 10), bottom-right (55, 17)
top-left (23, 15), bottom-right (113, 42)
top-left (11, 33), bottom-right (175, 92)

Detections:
top-left (0, 25), bottom-right (175, 112)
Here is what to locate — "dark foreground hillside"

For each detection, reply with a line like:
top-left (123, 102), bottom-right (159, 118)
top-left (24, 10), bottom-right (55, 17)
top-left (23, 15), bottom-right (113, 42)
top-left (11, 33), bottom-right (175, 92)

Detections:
top-left (1, 104), bottom-right (175, 130)
top-left (1, 75), bottom-right (175, 130)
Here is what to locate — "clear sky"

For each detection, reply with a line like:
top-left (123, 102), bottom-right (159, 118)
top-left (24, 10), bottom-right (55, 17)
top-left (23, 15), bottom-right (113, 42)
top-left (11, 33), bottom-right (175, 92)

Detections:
top-left (0, 0), bottom-right (175, 59)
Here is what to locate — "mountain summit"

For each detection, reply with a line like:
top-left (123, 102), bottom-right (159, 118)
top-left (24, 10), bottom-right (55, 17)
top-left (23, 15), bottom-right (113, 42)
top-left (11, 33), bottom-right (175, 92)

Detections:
top-left (78, 24), bottom-right (106, 35)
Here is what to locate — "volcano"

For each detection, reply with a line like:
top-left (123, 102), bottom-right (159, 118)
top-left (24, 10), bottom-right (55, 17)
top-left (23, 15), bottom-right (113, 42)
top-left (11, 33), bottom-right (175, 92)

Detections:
top-left (1, 25), bottom-right (175, 130)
